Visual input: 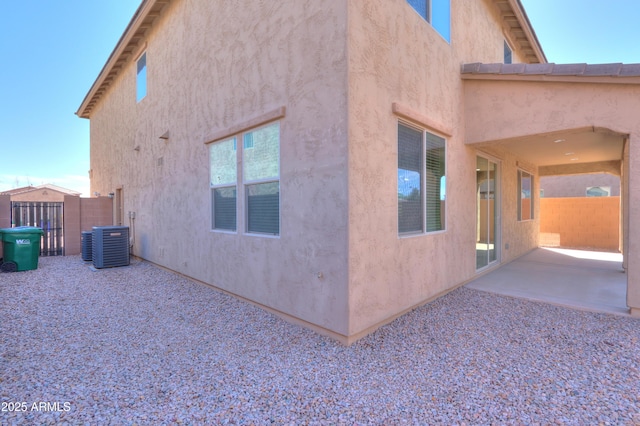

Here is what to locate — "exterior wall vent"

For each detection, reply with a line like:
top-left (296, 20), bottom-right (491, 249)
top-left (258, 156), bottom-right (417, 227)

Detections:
top-left (81, 231), bottom-right (93, 261)
top-left (92, 226), bottom-right (130, 269)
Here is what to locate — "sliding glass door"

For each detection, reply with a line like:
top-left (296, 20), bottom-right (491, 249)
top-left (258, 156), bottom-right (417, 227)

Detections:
top-left (476, 156), bottom-right (499, 270)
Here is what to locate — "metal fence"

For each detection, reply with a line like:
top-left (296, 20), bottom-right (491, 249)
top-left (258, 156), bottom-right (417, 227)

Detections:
top-left (10, 202), bottom-right (64, 256)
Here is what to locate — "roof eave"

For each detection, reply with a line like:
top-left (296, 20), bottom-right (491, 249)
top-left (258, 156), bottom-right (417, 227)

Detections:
top-left (76, 0), bottom-right (170, 119)
top-left (511, 0), bottom-right (547, 64)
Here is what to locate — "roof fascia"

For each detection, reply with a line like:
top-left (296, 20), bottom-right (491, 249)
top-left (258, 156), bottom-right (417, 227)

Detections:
top-left (510, 0), bottom-right (547, 63)
top-left (76, 0), bottom-right (161, 119)
top-left (461, 72), bottom-right (640, 85)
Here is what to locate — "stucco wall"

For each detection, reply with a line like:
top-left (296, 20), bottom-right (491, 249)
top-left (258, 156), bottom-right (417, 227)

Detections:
top-left (89, 0), bottom-right (350, 336)
top-left (88, 0), bottom-right (551, 340)
top-left (345, 0), bottom-right (539, 336)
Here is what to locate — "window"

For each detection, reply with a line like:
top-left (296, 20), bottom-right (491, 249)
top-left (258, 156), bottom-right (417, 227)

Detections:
top-left (504, 41), bottom-right (512, 64)
top-left (518, 170), bottom-right (533, 221)
top-left (398, 122), bottom-right (446, 234)
top-left (209, 121), bottom-right (280, 235)
top-left (244, 123), bottom-right (280, 235)
top-left (136, 52), bottom-right (147, 102)
top-left (210, 137), bottom-right (237, 231)
top-left (586, 186), bottom-right (611, 197)
top-left (406, 0), bottom-right (451, 42)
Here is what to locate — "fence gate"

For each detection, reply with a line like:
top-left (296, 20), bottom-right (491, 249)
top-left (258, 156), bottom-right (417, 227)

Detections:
top-left (10, 202), bottom-right (64, 256)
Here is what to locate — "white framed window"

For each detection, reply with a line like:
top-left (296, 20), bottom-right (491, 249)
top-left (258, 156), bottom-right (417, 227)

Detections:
top-left (504, 40), bottom-right (513, 64)
top-left (398, 121), bottom-right (446, 235)
top-left (209, 121), bottom-right (280, 235)
top-left (406, 0), bottom-right (451, 42)
top-left (210, 137), bottom-right (238, 231)
top-left (517, 169), bottom-right (533, 221)
top-left (136, 52), bottom-right (147, 102)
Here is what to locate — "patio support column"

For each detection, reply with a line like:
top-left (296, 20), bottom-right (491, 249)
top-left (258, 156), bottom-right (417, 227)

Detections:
top-left (627, 133), bottom-right (640, 316)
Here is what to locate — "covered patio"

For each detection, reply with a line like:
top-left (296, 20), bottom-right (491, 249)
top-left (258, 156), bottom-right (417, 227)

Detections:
top-left (462, 62), bottom-right (640, 316)
top-left (466, 247), bottom-right (628, 316)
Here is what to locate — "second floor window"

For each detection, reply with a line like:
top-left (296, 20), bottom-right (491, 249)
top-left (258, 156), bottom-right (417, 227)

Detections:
top-left (136, 52), bottom-right (147, 102)
top-left (504, 41), bottom-right (513, 64)
top-left (406, 0), bottom-right (451, 42)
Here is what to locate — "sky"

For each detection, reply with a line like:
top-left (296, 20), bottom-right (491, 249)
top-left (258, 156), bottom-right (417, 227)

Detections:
top-left (1, 1), bottom-right (639, 197)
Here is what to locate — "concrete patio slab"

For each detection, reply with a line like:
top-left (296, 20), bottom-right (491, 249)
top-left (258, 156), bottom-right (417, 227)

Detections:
top-left (466, 247), bottom-right (628, 316)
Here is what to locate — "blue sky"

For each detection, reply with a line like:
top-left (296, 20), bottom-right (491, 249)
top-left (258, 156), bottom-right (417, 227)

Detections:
top-left (1, 1), bottom-right (639, 196)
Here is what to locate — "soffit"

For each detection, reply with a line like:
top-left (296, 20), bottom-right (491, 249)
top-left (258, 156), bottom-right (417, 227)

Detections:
top-left (76, 0), bottom-right (171, 119)
top-left (492, 0), bottom-right (546, 64)
top-left (474, 127), bottom-right (625, 168)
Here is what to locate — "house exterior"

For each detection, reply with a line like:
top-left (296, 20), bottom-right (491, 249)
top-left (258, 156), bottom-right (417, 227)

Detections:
top-left (77, 0), bottom-right (640, 344)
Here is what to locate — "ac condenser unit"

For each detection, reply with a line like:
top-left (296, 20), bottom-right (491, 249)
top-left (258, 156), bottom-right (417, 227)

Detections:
top-left (92, 226), bottom-right (130, 269)
top-left (81, 231), bottom-right (92, 261)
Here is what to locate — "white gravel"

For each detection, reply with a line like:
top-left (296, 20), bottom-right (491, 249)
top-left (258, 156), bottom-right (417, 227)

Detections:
top-left (1, 255), bottom-right (639, 425)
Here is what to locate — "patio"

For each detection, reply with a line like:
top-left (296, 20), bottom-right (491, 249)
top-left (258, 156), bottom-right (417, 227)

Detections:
top-left (466, 247), bottom-right (628, 316)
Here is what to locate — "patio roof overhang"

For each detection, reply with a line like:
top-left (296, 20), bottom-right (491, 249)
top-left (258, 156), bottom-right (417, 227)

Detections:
top-left (462, 62), bottom-right (640, 176)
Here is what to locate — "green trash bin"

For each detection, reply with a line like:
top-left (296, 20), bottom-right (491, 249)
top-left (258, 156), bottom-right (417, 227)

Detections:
top-left (0, 227), bottom-right (44, 272)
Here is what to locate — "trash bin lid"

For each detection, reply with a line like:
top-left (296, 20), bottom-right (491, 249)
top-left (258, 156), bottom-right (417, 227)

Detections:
top-left (0, 226), bottom-right (44, 234)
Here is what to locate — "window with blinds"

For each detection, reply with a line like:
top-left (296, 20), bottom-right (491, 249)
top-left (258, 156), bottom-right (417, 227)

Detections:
top-left (398, 122), bottom-right (446, 235)
top-left (210, 137), bottom-right (237, 231)
top-left (244, 122), bottom-right (280, 235)
top-left (209, 121), bottom-right (281, 235)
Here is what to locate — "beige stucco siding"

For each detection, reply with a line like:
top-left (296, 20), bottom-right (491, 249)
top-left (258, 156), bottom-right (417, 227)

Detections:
top-left (90, 0), bottom-right (351, 335)
top-left (345, 0), bottom-right (536, 336)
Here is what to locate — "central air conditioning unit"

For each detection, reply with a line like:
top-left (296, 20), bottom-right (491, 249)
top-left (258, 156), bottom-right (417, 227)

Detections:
top-left (92, 226), bottom-right (130, 269)
top-left (81, 231), bottom-right (93, 261)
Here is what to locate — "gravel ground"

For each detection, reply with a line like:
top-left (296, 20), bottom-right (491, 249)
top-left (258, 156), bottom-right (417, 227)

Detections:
top-left (1, 256), bottom-right (639, 425)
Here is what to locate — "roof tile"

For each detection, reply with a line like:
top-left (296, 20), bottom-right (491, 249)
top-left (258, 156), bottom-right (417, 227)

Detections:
top-left (522, 63), bottom-right (554, 75)
top-left (500, 63), bottom-right (526, 74)
top-left (619, 63), bottom-right (640, 77)
top-left (551, 63), bottom-right (587, 76)
top-left (583, 63), bottom-right (623, 76)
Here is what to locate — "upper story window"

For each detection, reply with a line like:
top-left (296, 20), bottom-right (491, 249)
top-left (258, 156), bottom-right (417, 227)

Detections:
top-left (136, 52), bottom-right (147, 102)
top-left (398, 122), bottom-right (447, 235)
top-left (406, 0), bottom-right (451, 42)
top-left (504, 41), bottom-right (513, 64)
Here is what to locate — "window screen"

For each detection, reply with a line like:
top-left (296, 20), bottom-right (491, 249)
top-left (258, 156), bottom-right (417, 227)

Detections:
top-left (426, 132), bottom-right (445, 232)
top-left (210, 137), bottom-right (237, 231)
top-left (398, 123), bottom-right (424, 234)
top-left (244, 122), bottom-right (280, 235)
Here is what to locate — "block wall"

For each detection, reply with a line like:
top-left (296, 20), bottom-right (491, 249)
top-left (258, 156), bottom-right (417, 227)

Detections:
top-left (540, 197), bottom-right (620, 251)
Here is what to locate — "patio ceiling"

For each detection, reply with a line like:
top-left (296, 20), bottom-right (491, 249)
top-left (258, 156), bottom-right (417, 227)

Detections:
top-left (473, 126), bottom-right (625, 169)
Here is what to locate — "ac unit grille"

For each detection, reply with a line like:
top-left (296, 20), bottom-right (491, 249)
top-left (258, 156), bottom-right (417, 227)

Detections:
top-left (81, 231), bottom-right (92, 261)
top-left (92, 226), bottom-right (130, 269)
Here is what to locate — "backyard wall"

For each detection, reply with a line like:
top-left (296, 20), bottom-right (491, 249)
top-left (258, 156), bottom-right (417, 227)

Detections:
top-left (63, 196), bottom-right (114, 256)
top-left (540, 196), bottom-right (620, 251)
